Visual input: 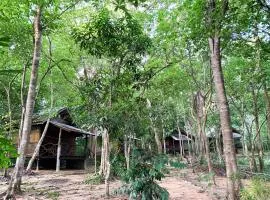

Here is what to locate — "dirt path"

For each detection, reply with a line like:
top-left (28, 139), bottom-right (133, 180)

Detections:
top-left (159, 176), bottom-right (210, 200)
top-left (0, 169), bottom-right (227, 199)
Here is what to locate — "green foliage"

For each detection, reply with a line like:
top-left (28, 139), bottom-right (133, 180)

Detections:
top-left (0, 135), bottom-right (17, 169)
top-left (73, 8), bottom-right (151, 59)
top-left (169, 160), bottom-right (186, 169)
top-left (84, 174), bottom-right (104, 185)
top-left (240, 178), bottom-right (270, 200)
top-left (110, 153), bottom-right (127, 178)
top-left (46, 191), bottom-right (60, 200)
top-left (122, 148), bottom-right (169, 200)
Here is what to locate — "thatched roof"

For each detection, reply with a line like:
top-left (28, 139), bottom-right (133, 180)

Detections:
top-left (32, 108), bottom-right (94, 136)
top-left (50, 120), bottom-right (95, 136)
top-left (207, 127), bottom-right (242, 139)
top-left (170, 134), bottom-right (191, 141)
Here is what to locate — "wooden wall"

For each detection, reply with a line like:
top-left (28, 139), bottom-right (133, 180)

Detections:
top-left (25, 127), bottom-right (40, 157)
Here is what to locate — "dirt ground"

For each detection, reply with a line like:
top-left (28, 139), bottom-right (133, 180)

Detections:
top-left (0, 168), bottom-right (229, 200)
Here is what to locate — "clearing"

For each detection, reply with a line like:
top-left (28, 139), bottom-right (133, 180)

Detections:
top-left (0, 168), bottom-right (229, 200)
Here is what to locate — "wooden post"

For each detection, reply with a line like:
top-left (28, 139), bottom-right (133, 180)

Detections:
top-left (173, 139), bottom-right (175, 155)
top-left (56, 128), bottom-right (62, 172)
top-left (36, 158), bottom-right (39, 171)
top-left (84, 135), bottom-right (88, 169)
top-left (94, 132), bottom-right (97, 174)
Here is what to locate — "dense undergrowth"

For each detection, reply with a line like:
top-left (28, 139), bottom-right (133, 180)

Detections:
top-left (240, 178), bottom-right (270, 200)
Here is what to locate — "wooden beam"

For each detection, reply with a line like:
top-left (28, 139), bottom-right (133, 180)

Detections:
top-left (56, 128), bottom-right (62, 172)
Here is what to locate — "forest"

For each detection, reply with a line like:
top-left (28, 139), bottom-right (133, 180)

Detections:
top-left (0, 0), bottom-right (270, 200)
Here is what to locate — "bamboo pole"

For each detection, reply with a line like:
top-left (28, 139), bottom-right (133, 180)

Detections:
top-left (56, 128), bottom-right (62, 172)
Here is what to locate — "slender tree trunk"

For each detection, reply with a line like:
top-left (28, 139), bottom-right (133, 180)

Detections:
top-left (264, 85), bottom-right (270, 138)
top-left (215, 130), bottom-right (222, 163)
top-left (249, 142), bottom-right (257, 172)
top-left (162, 126), bottom-right (166, 154)
top-left (209, 35), bottom-right (240, 199)
top-left (94, 129), bottom-right (97, 174)
top-left (99, 129), bottom-right (110, 179)
top-left (27, 62), bottom-right (53, 172)
top-left (5, 7), bottom-right (42, 199)
top-left (99, 131), bottom-right (105, 176)
top-left (149, 115), bottom-right (162, 154)
top-left (3, 86), bottom-right (12, 178)
top-left (100, 128), bottom-right (110, 198)
top-left (196, 120), bottom-right (205, 161)
top-left (56, 128), bottom-right (62, 172)
top-left (26, 119), bottom-right (50, 172)
top-left (18, 63), bottom-right (27, 143)
top-left (124, 135), bottom-right (131, 170)
top-left (147, 99), bottom-right (162, 153)
top-left (202, 119), bottom-right (215, 183)
top-left (185, 120), bottom-right (192, 157)
top-left (252, 88), bottom-right (264, 172)
top-left (245, 121), bottom-right (257, 172)
top-left (177, 124), bottom-right (183, 158)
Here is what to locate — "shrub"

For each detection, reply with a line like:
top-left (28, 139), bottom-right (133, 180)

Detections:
top-left (121, 148), bottom-right (169, 200)
top-left (0, 136), bottom-right (17, 169)
top-left (110, 153), bottom-right (126, 178)
top-left (84, 174), bottom-right (103, 185)
top-left (240, 178), bottom-right (270, 200)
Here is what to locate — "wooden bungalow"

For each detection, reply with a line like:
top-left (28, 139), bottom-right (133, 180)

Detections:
top-left (207, 128), bottom-right (242, 153)
top-left (26, 108), bottom-right (95, 170)
top-left (165, 127), bottom-right (242, 155)
top-left (165, 129), bottom-right (194, 154)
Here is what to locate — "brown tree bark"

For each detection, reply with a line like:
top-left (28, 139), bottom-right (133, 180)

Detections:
top-left (208, 35), bottom-right (240, 199)
top-left (5, 7), bottom-right (42, 199)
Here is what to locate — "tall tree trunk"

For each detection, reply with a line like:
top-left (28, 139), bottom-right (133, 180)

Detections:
top-left (5, 7), bottom-right (42, 199)
top-left (27, 59), bottom-right (53, 172)
top-left (208, 35), bottom-right (240, 199)
top-left (18, 63), bottom-right (27, 143)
